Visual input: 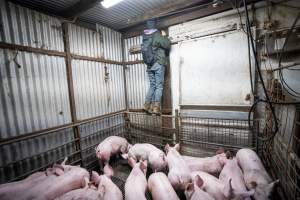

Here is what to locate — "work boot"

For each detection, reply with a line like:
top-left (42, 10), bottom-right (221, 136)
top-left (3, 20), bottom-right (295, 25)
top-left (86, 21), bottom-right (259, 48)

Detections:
top-left (148, 103), bottom-right (154, 114)
top-left (143, 102), bottom-right (151, 113)
top-left (152, 102), bottom-right (161, 115)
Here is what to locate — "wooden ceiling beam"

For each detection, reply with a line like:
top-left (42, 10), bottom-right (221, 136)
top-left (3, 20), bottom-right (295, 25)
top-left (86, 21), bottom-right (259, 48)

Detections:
top-left (126, 0), bottom-right (211, 26)
top-left (59, 0), bottom-right (102, 19)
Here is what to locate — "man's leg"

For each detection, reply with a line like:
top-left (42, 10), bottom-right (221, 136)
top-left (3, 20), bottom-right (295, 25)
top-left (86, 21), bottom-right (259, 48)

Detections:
top-left (144, 69), bottom-right (155, 112)
top-left (152, 63), bottom-right (165, 114)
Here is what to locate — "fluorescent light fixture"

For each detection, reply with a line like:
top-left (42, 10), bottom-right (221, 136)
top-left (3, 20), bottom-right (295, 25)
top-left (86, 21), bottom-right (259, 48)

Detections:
top-left (101, 0), bottom-right (124, 8)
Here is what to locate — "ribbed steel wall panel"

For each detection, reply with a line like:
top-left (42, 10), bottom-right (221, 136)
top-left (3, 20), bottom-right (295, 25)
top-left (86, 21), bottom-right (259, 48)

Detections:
top-left (0, 49), bottom-right (71, 138)
top-left (72, 60), bottom-right (126, 120)
top-left (96, 24), bottom-right (122, 62)
top-left (0, 1), bottom-right (64, 52)
top-left (124, 35), bottom-right (143, 62)
top-left (69, 23), bottom-right (122, 60)
top-left (125, 64), bottom-right (148, 109)
top-left (124, 36), bottom-right (148, 109)
top-left (69, 23), bottom-right (104, 58)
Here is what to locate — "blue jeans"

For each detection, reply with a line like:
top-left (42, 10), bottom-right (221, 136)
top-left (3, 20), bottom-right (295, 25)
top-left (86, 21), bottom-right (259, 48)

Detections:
top-left (145, 62), bottom-right (165, 103)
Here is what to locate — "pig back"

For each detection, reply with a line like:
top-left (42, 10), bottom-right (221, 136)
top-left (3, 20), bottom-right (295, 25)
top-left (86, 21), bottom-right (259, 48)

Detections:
top-left (236, 149), bottom-right (272, 184)
top-left (125, 165), bottom-right (147, 200)
top-left (148, 172), bottom-right (179, 200)
top-left (55, 188), bottom-right (101, 200)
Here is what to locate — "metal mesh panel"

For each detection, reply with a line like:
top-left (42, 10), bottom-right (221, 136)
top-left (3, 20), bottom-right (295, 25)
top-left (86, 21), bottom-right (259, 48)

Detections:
top-left (126, 112), bottom-right (175, 149)
top-left (0, 128), bottom-right (78, 183)
top-left (79, 113), bottom-right (126, 170)
top-left (260, 106), bottom-right (300, 200)
top-left (179, 116), bottom-right (258, 157)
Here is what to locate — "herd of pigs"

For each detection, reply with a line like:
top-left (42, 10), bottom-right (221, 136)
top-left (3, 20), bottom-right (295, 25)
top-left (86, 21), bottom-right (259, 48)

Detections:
top-left (0, 136), bottom-right (278, 200)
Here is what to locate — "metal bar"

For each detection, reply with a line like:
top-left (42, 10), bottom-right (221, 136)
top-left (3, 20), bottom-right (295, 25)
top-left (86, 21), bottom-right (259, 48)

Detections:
top-left (271, 62), bottom-right (300, 72)
top-left (124, 60), bottom-right (144, 65)
top-left (0, 41), bottom-right (66, 57)
top-left (0, 42), bottom-right (126, 66)
top-left (121, 36), bottom-right (129, 110)
top-left (62, 22), bottom-right (83, 166)
top-left (130, 123), bottom-right (176, 132)
top-left (72, 54), bottom-right (123, 65)
top-left (128, 108), bottom-right (173, 115)
top-left (180, 104), bottom-right (252, 112)
top-left (175, 109), bottom-right (180, 144)
top-left (180, 138), bottom-right (254, 150)
top-left (0, 111), bottom-right (125, 146)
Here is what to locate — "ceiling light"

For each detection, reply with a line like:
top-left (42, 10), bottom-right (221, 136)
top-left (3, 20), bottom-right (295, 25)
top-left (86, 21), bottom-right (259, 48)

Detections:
top-left (101, 0), bottom-right (124, 8)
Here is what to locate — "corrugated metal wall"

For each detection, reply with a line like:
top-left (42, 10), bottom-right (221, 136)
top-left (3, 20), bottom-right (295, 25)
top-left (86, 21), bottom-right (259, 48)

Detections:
top-left (72, 61), bottom-right (125, 119)
top-left (123, 36), bottom-right (148, 109)
top-left (0, 1), bottom-right (126, 183)
top-left (0, 1), bottom-right (69, 137)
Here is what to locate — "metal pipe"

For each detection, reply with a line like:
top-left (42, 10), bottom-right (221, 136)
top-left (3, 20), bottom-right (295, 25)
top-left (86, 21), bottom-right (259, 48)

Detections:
top-left (121, 36), bottom-right (129, 111)
top-left (0, 110), bottom-right (125, 146)
top-left (271, 62), bottom-right (300, 72)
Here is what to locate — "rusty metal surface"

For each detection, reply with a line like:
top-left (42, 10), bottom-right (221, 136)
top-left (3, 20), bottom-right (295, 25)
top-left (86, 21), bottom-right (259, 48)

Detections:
top-left (72, 60), bottom-right (126, 120)
top-left (0, 49), bottom-right (72, 138)
top-left (0, 1), bottom-right (64, 51)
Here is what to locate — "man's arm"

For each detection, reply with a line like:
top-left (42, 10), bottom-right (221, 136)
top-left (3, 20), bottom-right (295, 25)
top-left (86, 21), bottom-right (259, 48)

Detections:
top-left (153, 33), bottom-right (171, 50)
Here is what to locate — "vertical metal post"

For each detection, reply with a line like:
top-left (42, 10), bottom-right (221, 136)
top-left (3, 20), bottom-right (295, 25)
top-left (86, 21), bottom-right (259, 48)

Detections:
top-left (175, 109), bottom-right (180, 147)
top-left (121, 36), bottom-right (129, 111)
top-left (62, 23), bottom-right (83, 166)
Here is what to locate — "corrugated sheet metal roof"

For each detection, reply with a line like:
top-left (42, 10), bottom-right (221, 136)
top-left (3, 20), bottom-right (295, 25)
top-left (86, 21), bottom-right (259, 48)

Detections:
top-left (10, 0), bottom-right (174, 30)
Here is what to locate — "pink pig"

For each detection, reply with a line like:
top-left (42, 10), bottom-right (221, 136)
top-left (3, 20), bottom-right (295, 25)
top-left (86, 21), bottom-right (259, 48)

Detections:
top-left (95, 136), bottom-right (131, 165)
top-left (91, 171), bottom-right (122, 200)
top-left (219, 157), bottom-right (254, 200)
top-left (165, 143), bottom-right (192, 191)
top-left (125, 158), bottom-right (148, 200)
top-left (182, 150), bottom-right (229, 176)
top-left (184, 175), bottom-right (215, 200)
top-left (123, 143), bottom-right (167, 172)
top-left (191, 171), bottom-right (233, 200)
top-left (148, 172), bottom-right (180, 200)
top-left (236, 148), bottom-right (279, 200)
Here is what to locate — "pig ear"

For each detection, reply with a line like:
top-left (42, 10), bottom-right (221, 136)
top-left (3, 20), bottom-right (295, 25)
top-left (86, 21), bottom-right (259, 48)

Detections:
top-left (91, 171), bottom-right (100, 185)
top-left (216, 147), bottom-right (225, 154)
top-left (121, 153), bottom-right (128, 160)
top-left (61, 157), bottom-right (68, 165)
top-left (164, 144), bottom-right (170, 153)
top-left (128, 157), bottom-right (137, 168)
top-left (174, 143), bottom-right (180, 151)
top-left (140, 160), bottom-right (148, 174)
top-left (103, 164), bottom-right (114, 178)
top-left (194, 175), bottom-right (204, 188)
top-left (186, 183), bottom-right (194, 191)
top-left (223, 178), bottom-right (233, 199)
top-left (267, 180), bottom-right (279, 193)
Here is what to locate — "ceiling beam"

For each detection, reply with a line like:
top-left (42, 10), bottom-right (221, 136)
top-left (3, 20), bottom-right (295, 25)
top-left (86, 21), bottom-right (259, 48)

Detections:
top-left (127, 0), bottom-right (211, 26)
top-left (121, 0), bottom-right (263, 38)
top-left (59, 0), bottom-right (102, 19)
